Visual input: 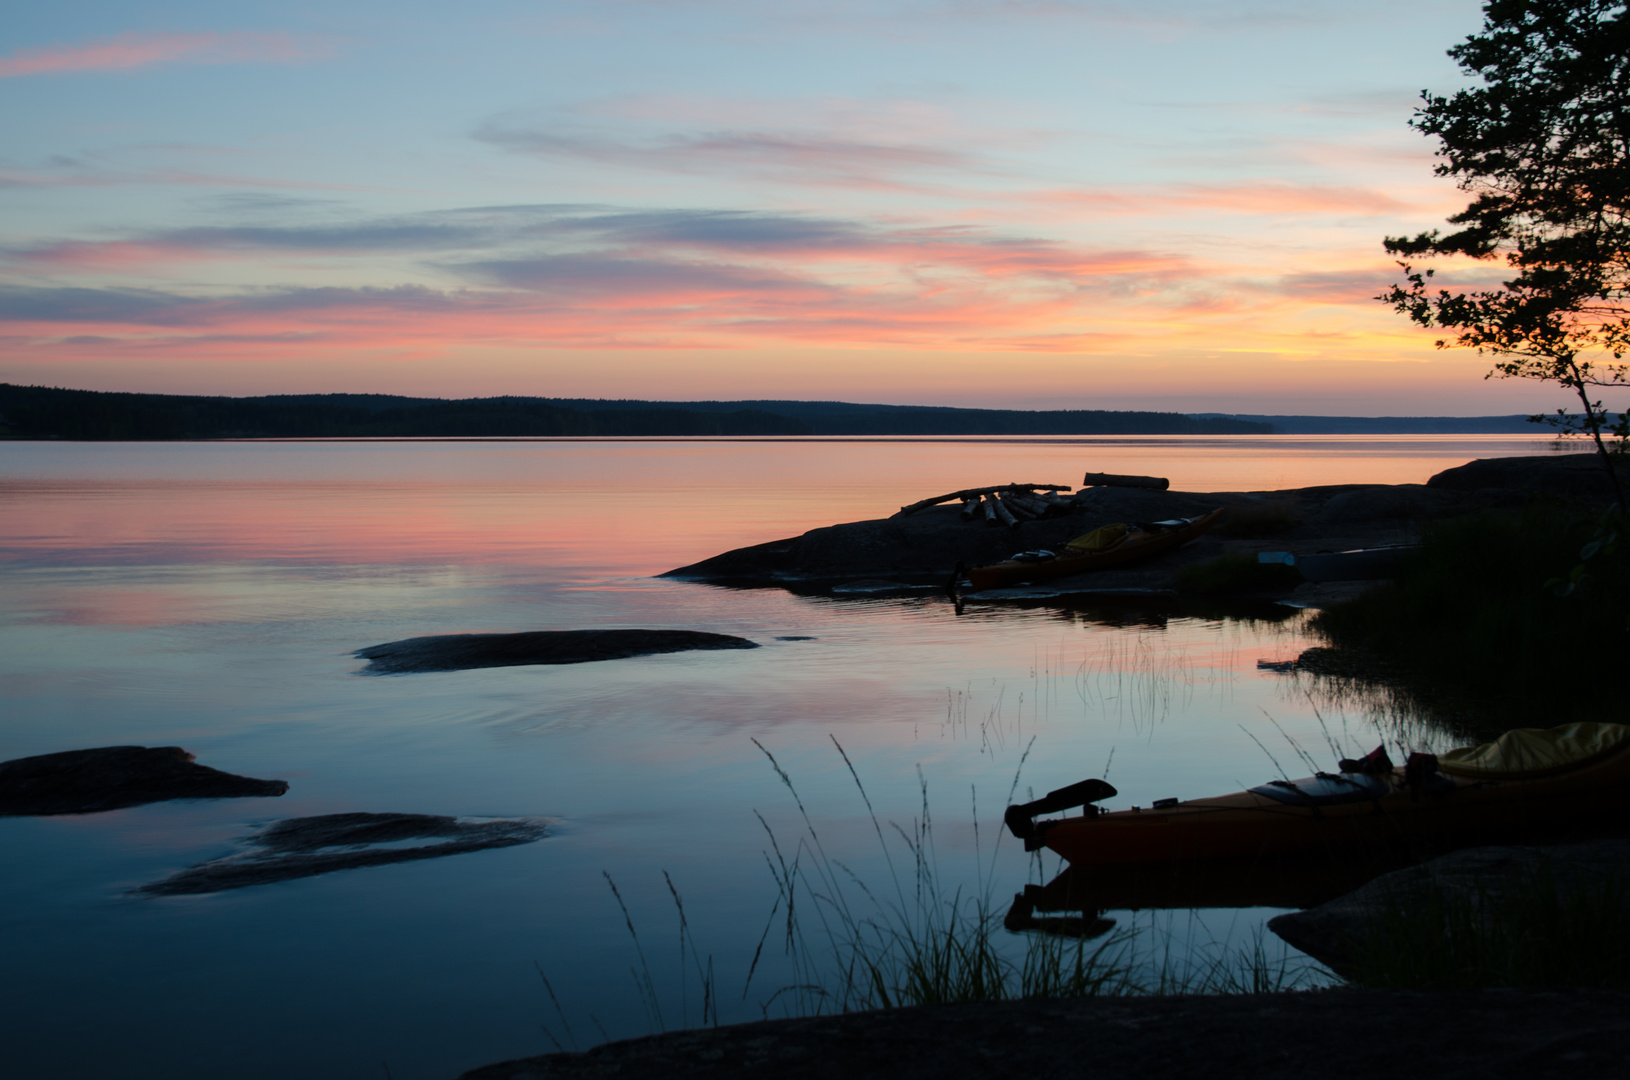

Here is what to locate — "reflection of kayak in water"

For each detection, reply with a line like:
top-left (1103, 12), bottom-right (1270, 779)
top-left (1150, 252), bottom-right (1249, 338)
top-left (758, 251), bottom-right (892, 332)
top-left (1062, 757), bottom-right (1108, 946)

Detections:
top-left (1002, 851), bottom-right (1397, 937)
top-left (1018, 850), bottom-right (1398, 916)
top-left (966, 508), bottom-right (1225, 591)
top-left (1004, 723), bottom-right (1630, 868)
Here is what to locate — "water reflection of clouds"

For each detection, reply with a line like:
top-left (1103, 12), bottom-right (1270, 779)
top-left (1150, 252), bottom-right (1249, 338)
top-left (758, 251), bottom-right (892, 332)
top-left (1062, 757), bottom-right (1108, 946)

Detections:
top-left (6, 565), bottom-right (479, 628)
top-left (478, 677), bottom-right (937, 743)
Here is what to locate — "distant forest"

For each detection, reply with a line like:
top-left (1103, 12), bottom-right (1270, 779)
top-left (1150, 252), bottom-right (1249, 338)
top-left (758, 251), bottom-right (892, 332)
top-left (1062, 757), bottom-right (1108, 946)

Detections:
top-left (0, 385), bottom-right (1271, 439)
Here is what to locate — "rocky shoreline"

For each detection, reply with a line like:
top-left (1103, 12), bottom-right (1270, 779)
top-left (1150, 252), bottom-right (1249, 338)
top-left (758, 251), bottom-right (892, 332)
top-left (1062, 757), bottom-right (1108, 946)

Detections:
top-left (460, 987), bottom-right (1630, 1078)
top-left (459, 836), bottom-right (1630, 1079)
top-left (663, 453), bottom-right (1623, 602)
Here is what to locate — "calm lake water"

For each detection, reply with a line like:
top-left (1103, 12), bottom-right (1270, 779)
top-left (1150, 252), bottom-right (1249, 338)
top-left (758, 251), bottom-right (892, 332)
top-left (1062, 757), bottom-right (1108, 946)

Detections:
top-left (0, 435), bottom-right (1554, 1078)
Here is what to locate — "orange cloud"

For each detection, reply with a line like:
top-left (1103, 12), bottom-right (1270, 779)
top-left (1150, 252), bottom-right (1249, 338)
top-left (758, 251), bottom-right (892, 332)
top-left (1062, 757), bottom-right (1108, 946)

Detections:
top-left (0, 31), bottom-right (330, 79)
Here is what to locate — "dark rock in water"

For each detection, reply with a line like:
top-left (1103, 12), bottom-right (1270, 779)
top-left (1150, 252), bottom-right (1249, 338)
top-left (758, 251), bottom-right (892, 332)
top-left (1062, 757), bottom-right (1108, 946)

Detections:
top-left (135, 812), bottom-right (548, 895)
top-left (0, 746), bottom-right (288, 817)
top-left (1268, 839), bottom-right (1630, 976)
top-left (1428, 452), bottom-right (1629, 500)
top-left (354, 628), bottom-right (759, 674)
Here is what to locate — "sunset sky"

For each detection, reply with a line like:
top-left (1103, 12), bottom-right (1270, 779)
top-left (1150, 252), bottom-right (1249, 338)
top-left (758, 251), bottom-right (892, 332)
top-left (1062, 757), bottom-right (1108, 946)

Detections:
top-left (0, 0), bottom-right (1545, 414)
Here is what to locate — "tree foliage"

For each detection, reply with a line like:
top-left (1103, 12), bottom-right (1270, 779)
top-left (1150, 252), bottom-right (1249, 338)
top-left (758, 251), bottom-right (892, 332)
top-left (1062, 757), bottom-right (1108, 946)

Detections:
top-left (1382, 0), bottom-right (1630, 500)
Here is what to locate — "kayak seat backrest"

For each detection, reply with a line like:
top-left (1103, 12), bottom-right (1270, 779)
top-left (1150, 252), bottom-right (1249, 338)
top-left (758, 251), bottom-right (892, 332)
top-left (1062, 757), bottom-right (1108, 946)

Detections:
top-left (1064, 522), bottom-right (1130, 553)
top-left (1250, 772), bottom-right (1389, 807)
top-left (1438, 721), bottom-right (1630, 779)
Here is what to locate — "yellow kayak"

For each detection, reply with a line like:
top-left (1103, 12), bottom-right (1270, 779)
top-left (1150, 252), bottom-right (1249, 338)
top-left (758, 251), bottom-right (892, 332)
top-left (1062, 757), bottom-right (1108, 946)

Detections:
top-left (967, 508), bottom-right (1224, 591)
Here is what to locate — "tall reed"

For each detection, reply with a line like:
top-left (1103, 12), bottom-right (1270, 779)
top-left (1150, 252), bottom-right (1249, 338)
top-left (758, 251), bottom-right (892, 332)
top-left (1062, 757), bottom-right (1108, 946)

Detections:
top-left (546, 740), bottom-right (1324, 1049)
top-left (740, 737), bottom-right (1319, 1016)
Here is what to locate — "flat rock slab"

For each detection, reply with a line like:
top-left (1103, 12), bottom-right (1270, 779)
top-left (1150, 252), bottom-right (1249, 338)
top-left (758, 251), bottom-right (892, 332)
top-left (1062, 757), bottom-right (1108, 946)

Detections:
top-left (136, 811), bottom-right (548, 895)
top-left (459, 988), bottom-right (1630, 1080)
top-left (355, 629), bottom-right (759, 674)
top-left (0, 746), bottom-right (288, 817)
top-left (1268, 839), bottom-right (1630, 975)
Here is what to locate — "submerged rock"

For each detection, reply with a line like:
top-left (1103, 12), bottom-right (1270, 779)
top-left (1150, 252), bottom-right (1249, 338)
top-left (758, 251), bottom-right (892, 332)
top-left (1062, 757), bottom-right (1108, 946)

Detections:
top-left (354, 628), bottom-right (759, 674)
top-left (135, 812), bottom-right (549, 895)
top-left (0, 746), bottom-right (288, 817)
top-left (1268, 839), bottom-right (1630, 975)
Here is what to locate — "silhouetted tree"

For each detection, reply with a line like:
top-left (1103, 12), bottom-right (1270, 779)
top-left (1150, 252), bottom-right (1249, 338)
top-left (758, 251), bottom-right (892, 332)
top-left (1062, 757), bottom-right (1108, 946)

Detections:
top-left (1382, 0), bottom-right (1629, 506)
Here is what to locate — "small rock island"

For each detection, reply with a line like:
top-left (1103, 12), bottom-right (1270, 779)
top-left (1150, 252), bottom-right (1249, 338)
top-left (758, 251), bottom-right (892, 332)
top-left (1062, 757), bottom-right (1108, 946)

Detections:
top-left (664, 454), bottom-right (1624, 600)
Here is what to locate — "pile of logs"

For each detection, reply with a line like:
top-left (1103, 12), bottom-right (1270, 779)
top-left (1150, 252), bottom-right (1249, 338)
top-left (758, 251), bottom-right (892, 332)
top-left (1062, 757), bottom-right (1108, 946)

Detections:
top-left (895, 471), bottom-right (1171, 529)
top-left (896, 483), bottom-right (1073, 528)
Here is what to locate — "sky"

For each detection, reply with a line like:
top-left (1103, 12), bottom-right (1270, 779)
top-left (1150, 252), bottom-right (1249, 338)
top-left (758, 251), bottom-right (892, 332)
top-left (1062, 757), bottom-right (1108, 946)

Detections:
top-left (0, 0), bottom-right (1551, 415)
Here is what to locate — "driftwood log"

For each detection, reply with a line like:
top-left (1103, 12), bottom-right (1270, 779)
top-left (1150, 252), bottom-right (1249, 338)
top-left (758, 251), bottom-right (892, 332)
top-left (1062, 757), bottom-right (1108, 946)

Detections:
top-left (990, 496), bottom-right (1019, 529)
top-left (897, 483), bottom-right (1069, 517)
top-left (959, 496), bottom-right (981, 520)
top-left (1081, 471), bottom-right (1169, 490)
top-left (1007, 492), bottom-right (1051, 518)
top-left (997, 493), bottom-right (1038, 521)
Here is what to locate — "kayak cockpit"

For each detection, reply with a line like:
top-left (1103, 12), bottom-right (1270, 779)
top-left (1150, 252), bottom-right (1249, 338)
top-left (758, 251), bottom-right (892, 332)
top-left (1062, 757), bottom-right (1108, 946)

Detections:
top-left (1249, 772), bottom-right (1391, 806)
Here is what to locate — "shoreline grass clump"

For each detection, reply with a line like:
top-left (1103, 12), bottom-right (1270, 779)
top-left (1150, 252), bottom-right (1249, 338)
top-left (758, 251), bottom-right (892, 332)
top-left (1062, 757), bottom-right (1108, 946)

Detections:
top-left (546, 741), bottom-right (1330, 1052)
top-left (1347, 867), bottom-right (1630, 989)
top-left (742, 738), bottom-right (1322, 1015)
top-left (1310, 504), bottom-right (1629, 732)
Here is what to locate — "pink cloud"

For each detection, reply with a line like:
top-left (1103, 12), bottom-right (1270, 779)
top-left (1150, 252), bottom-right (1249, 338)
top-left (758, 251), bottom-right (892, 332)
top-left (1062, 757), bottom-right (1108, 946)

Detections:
top-left (0, 31), bottom-right (330, 79)
top-left (0, 204), bottom-right (1425, 365)
top-left (11, 240), bottom-right (235, 270)
top-left (0, 249), bottom-right (1201, 358)
top-left (1035, 181), bottom-right (1413, 217)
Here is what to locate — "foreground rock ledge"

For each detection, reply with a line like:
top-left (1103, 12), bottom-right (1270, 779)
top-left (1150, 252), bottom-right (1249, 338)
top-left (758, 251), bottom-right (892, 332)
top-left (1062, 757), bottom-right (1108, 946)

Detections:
top-left (355, 629), bottom-right (759, 674)
top-left (0, 746), bottom-right (288, 816)
top-left (460, 989), bottom-right (1630, 1079)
